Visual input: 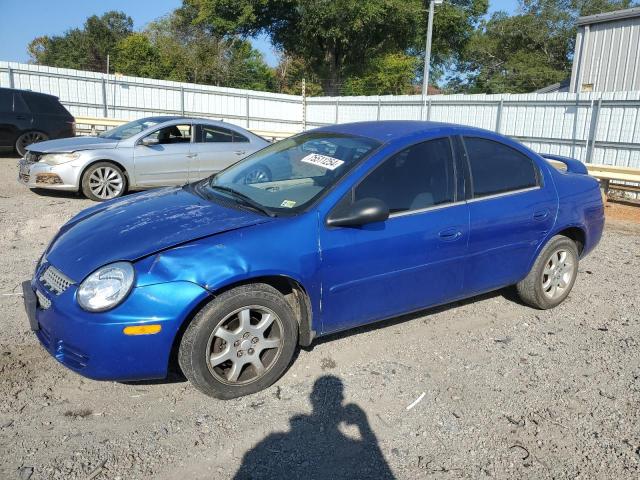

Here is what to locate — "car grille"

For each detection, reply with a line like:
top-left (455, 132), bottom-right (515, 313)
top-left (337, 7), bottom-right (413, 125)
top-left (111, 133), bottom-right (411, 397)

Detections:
top-left (25, 151), bottom-right (42, 162)
top-left (39, 265), bottom-right (74, 295)
top-left (36, 289), bottom-right (51, 310)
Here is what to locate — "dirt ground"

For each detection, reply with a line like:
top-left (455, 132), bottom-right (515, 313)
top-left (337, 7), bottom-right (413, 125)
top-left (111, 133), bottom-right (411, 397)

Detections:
top-left (1, 156), bottom-right (639, 480)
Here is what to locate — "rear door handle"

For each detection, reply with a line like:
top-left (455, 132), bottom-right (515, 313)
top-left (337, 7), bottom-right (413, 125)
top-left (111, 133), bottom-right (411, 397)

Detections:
top-left (438, 227), bottom-right (463, 241)
top-left (234, 150), bottom-right (246, 156)
top-left (533, 209), bottom-right (550, 221)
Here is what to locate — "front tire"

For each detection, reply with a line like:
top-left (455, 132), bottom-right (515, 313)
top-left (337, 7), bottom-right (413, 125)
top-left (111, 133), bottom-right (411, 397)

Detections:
top-left (516, 235), bottom-right (579, 309)
top-left (81, 162), bottom-right (127, 201)
top-left (179, 284), bottom-right (298, 399)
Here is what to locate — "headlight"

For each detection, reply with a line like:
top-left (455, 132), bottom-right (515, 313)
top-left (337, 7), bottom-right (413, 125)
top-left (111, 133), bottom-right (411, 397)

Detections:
top-left (77, 262), bottom-right (135, 312)
top-left (42, 152), bottom-right (80, 165)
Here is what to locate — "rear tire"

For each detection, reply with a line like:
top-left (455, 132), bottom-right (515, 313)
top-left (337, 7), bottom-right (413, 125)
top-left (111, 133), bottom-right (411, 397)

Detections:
top-left (16, 131), bottom-right (48, 157)
top-left (179, 283), bottom-right (298, 399)
top-left (516, 235), bottom-right (579, 309)
top-left (81, 162), bottom-right (127, 201)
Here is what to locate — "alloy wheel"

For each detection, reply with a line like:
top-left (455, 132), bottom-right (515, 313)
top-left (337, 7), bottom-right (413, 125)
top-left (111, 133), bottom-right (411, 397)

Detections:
top-left (206, 306), bottom-right (283, 385)
top-left (243, 168), bottom-right (270, 184)
top-left (88, 166), bottom-right (124, 199)
top-left (541, 248), bottom-right (576, 299)
top-left (17, 132), bottom-right (47, 156)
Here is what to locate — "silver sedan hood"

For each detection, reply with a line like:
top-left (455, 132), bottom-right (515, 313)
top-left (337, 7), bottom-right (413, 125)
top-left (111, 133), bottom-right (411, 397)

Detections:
top-left (27, 136), bottom-right (119, 153)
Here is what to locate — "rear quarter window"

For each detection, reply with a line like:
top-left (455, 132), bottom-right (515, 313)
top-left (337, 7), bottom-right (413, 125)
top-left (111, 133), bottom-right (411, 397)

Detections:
top-left (22, 94), bottom-right (69, 115)
top-left (0, 90), bottom-right (11, 112)
top-left (463, 137), bottom-right (539, 198)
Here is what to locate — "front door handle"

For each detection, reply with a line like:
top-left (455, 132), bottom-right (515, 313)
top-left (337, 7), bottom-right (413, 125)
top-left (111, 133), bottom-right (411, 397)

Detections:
top-left (186, 153), bottom-right (198, 158)
top-left (438, 227), bottom-right (463, 241)
top-left (533, 209), bottom-right (550, 221)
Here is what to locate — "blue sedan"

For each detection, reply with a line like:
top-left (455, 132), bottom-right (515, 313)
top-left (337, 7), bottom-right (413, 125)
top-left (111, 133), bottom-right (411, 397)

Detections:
top-left (23, 121), bottom-right (605, 399)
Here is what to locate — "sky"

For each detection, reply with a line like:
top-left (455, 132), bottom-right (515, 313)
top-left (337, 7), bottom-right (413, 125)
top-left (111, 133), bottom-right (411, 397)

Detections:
top-left (0, 0), bottom-right (520, 67)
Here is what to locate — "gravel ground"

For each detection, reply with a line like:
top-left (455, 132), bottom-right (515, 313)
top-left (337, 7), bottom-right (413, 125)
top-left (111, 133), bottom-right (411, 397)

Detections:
top-left (0, 156), bottom-right (639, 480)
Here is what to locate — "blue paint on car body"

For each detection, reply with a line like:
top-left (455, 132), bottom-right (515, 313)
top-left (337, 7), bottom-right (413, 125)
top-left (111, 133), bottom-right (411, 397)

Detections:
top-left (25, 121), bottom-right (604, 381)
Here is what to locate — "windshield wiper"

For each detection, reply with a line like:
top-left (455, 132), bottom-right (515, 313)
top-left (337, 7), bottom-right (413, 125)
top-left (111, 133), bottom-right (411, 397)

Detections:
top-left (209, 185), bottom-right (275, 217)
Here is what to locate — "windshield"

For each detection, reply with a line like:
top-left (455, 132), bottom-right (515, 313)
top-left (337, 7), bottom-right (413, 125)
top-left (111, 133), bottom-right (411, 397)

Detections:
top-left (201, 132), bottom-right (380, 215)
top-left (98, 118), bottom-right (166, 140)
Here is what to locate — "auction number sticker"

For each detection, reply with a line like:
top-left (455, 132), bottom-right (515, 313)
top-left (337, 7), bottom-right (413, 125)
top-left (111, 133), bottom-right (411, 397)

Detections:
top-left (280, 200), bottom-right (297, 208)
top-left (300, 153), bottom-right (344, 171)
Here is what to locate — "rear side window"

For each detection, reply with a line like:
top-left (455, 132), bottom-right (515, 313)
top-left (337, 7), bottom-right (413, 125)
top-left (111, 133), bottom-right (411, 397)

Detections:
top-left (233, 131), bottom-right (249, 143)
top-left (463, 137), bottom-right (538, 198)
top-left (198, 125), bottom-right (234, 143)
top-left (22, 93), bottom-right (68, 115)
top-left (354, 137), bottom-right (455, 214)
top-left (0, 90), bottom-right (11, 112)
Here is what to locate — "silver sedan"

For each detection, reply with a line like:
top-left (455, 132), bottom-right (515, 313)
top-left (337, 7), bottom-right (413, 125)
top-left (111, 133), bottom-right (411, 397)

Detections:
top-left (17, 116), bottom-right (270, 201)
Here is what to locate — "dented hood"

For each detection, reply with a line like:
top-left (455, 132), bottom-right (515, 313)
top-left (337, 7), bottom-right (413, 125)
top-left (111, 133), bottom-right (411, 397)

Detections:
top-left (45, 186), bottom-right (273, 281)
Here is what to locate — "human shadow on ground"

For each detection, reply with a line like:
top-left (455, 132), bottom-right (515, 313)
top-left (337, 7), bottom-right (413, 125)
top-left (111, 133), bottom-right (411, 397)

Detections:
top-left (233, 375), bottom-right (395, 480)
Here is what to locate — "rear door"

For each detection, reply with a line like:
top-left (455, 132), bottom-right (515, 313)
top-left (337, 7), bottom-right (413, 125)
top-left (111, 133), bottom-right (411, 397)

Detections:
top-left (319, 137), bottom-right (469, 334)
top-left (190, 124), bottom-right (252, 180)
top-left (133, 122), bottom-right (194, 186)
top-left (459, 135), bottom-right (557, 294)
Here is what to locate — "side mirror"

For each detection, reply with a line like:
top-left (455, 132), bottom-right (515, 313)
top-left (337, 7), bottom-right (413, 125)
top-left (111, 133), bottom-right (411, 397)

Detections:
top-left (141, 137), bottom-right (159, 146)
top-left (327, 198), bottom-right (390, 227)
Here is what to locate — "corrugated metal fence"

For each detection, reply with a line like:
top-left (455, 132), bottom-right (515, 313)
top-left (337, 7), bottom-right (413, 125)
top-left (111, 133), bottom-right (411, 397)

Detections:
top-left (2, 61), bottom-right (640, 168)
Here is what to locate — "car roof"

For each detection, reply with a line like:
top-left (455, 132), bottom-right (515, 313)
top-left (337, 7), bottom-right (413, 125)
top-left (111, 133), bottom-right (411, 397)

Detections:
top-left (0, 87), bottom-right (59, 99)
top-left (314, 120), bottom-right (491, 143)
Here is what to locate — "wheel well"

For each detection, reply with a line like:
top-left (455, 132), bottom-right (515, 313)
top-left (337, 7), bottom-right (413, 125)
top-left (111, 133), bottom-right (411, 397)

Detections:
top-left (215, 276), bottom-right (314, 347)
top-left (79, 160), bottom-right (129, 188)
top-left (167, 275), bottom-right (315, 376)
top-left (558, 226), bottom-right (585, 255)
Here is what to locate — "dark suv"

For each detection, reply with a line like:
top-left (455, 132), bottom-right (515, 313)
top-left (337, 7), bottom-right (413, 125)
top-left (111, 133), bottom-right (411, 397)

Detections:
top-left (0, 88), bottom-right (75, 157)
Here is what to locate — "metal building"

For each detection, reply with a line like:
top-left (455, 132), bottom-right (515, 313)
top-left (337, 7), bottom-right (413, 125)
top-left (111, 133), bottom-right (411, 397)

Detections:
top-left (570, 7), bottom-right (640, 93)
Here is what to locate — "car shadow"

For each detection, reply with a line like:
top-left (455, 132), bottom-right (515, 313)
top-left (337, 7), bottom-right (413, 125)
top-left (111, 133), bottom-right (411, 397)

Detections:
top-left (29, 188), bottom-right (82, 199)
top-left (233, 375), bottom-right (395, 479)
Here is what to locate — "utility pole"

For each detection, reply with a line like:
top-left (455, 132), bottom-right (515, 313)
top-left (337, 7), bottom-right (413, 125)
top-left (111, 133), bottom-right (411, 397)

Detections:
top-left (301, 78), bottom-right (307, 131)
top-left (422, 0), bottom-right (443, 99)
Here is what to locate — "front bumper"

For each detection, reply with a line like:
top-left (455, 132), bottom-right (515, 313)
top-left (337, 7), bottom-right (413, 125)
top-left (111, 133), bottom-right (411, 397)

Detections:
top-left (24, 268), bottom-right (210, 381)
top-left (18, 159), bottom-right (80, 191)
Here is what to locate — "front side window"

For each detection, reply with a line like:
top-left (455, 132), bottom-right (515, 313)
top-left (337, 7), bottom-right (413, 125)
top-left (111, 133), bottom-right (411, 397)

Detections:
top-left (354, 138), bottom-right (455, 214)
top-left (146, 124), bottom-right (192, 145)
top-left (198, 132), bottom-right (380, 215)
top-left (463, 137), bottom-right (538, 198)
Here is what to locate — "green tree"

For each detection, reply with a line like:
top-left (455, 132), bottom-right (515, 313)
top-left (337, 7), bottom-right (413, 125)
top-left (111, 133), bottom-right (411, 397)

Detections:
top-left (182, 0), bottom-right (487, 95)
top-left (28, 11), bottom-right (133, 72)
top-left (113, 33), bottom-right (165, 78)
top-left (145, 11), bottom-right (275, 90)
top-left (452, 0), bottom-right (635, 93)
top-left (342, 53), bottom-right (419, 95)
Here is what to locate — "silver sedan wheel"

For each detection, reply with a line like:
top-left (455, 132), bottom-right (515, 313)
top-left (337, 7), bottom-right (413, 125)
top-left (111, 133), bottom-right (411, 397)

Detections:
top-left (89, 166), bottom-right (124, 199)
top-left (206, 306), bottom-right (283, 385)
top-left (541, 249), bottom-right (576, 299)
top-left (243, 168), bottom-right (270, 184)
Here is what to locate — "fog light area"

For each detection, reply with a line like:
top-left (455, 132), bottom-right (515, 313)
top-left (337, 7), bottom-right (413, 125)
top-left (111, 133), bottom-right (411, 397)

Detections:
top-left (35, 173), bottom-right (63, 184)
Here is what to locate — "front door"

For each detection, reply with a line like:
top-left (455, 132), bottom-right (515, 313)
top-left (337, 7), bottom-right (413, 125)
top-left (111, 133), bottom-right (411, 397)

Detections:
top-left (319, 137), bottom-right (470, 335)
top-left (460, 136), bottom-right (558, 294)
top-left (133, 122), bottom-right (193, 186)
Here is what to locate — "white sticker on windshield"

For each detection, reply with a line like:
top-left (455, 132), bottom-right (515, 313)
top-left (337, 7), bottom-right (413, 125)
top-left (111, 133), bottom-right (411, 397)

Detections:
top-left (300, 153), bottom-right (344, 171)
top-left (280, 200), bottom-right (297, 208)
